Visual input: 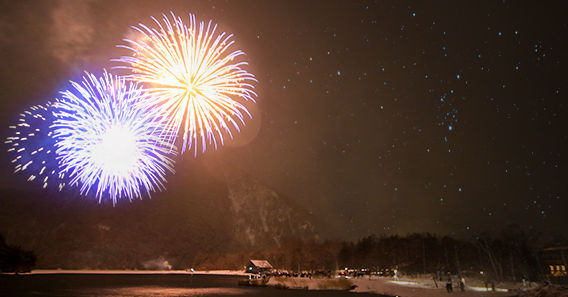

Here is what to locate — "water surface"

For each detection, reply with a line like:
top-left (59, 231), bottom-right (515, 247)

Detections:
top-left (0, 273), bottom-right (370, 296)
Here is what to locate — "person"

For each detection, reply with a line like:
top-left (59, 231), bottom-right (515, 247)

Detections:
top-left (446, 278), bottom-right (453, 293)
top-left (460, 278), bottom-right (465, 292)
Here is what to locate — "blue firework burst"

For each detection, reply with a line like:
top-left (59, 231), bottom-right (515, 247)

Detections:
top-left (5, 102), bottom-right (66, 190)
top-left (52, 70), bottom-right (177, 204)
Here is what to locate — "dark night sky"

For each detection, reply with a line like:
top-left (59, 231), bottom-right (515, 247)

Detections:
top-left (0, 0), bottom-right (566, 241)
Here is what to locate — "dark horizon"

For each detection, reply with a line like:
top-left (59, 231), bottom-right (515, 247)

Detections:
top-left (0, 0), bottom-right (566, 244)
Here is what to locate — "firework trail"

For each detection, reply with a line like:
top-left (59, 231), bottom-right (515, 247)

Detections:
top-left (52, 70), bottom-right (177, 204)
top-left (5, 102), bottom-right (66, 190)
top-left (115, 12), bottom-right (257, 155)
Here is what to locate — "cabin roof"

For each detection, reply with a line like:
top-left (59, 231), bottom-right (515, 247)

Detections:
top-left (249, 259), bottom-right (273, 268)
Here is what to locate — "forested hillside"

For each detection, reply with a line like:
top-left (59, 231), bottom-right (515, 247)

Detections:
top-left (0, 160), bottom-right (329, 270)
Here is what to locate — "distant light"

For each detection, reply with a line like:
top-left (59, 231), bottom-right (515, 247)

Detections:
top-left (457, 74), bottom-right (460, 79)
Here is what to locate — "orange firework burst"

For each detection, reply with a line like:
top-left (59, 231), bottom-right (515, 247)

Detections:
top-left (115, 12), bottom-right (257, 155)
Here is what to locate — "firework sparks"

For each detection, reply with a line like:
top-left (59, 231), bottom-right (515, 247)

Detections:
top-left (115, 12), bottom-right (257, 155)
top-left (52, 70), bottom-right (177, 204)
top-left (5, 102), bottom-right (66, 190)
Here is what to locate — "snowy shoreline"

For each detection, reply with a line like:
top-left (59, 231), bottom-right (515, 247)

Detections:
top-left (12, 270), bottom-right (557, 296)
top-left (27, 269), bottom-right (249, 276)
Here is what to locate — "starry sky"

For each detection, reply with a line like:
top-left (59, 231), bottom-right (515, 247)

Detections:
top-left (0, 0), bottom-right (566, 241)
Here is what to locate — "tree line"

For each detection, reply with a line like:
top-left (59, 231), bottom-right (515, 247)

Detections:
top-left (338, 224), bottom-right (542, 282)
top-left (195, 237), bottom-right (343, 273)
top-left (0, 232), bottom-right (37, 273)
top-left (1, 223), bottom-right (562, 281)
top-left (196, 224), bottom-right (561, 283)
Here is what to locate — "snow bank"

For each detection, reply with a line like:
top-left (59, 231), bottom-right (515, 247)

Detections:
top-left (518, 283), bottom-right (568, 297)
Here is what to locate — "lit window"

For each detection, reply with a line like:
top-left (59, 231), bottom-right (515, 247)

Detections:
top-left (557, 266), bottom-right (561, 271)
top-left (550, 265), bottom-right (555, 272)
top-left (562, 266), bottom-right (566, 271)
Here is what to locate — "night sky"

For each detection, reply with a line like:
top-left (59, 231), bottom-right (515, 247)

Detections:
top-left (0, 0), bottom-right (566, 241)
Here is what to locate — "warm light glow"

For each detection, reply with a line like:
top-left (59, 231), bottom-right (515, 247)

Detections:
top-left (115, 12), bottom-right (257, 155)
top-left (389, 280), bottom-right (419, 286)
top-left (467, 286), bottom-right (509, 292)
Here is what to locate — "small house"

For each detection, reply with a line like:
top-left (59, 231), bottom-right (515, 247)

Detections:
top-left (541, 246), bottom-right (568, 277)
top-left (245, 259), bottom-right (273, 274)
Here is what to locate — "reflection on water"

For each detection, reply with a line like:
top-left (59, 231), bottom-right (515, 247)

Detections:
top-left (76, 287), bottom-right (249, 296)
top-left (0, 274), bottom-right (364, 296)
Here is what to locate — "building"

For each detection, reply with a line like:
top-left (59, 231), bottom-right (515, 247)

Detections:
top-left (245, 260), bottom-right (273, 274)
top-left (540, 246), bottom-right (567, 277)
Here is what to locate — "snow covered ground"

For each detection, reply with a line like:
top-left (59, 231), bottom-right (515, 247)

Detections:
top-left (349, 276), bottom-right (518, 297)
top-left (267, 274), bottom-right (539, 297)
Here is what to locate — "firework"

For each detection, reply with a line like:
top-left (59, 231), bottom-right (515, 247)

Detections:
top-left (115, 12), bottom-right (257, 155)
top-left (5, 102), bottom-right (66, 190)
top-left (52, 70), bottom-right (177, 204)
